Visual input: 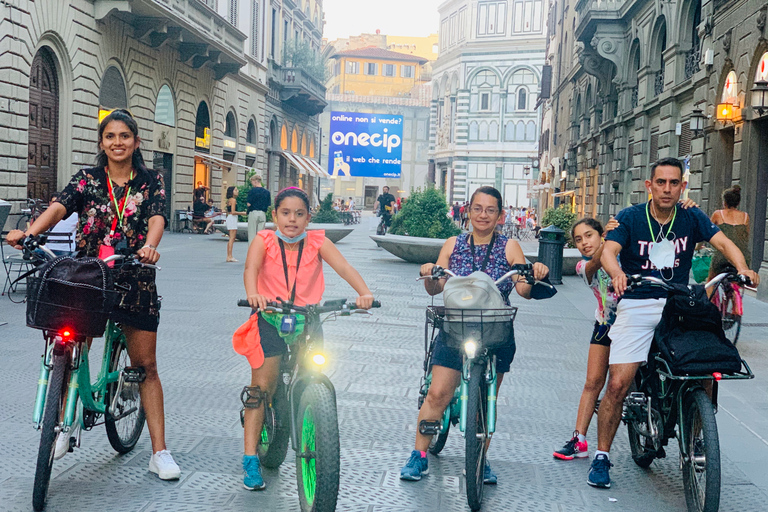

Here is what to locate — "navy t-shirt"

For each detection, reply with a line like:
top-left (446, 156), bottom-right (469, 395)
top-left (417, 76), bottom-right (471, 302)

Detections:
top-left (606, 202), bottom-right (720, 299)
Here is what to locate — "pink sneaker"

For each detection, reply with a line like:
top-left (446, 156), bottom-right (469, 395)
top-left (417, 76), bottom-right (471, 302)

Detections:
top-left (553, 433), bottom-right (588, 460)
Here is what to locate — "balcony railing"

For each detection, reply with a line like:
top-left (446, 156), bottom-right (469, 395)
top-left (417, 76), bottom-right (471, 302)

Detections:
top-left (270, 60), bottom-right (327, 116)
top-left (684, 47), bottom-right (701, 80)
top-left (654, 69), bottom-right (665, 97)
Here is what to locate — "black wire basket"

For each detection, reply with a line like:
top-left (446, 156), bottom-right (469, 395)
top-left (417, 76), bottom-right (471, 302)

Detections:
top-left (426, 305), bottom-right (517, 350)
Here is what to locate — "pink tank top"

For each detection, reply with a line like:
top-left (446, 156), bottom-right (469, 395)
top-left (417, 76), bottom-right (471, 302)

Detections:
top-left (257, 230), bottom-right (325, 306)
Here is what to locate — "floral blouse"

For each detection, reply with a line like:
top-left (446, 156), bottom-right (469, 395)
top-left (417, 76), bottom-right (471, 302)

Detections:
top-left (448, 233), bottom-right (514, 304)
top-left (56, 167), bottom-right (166, 257)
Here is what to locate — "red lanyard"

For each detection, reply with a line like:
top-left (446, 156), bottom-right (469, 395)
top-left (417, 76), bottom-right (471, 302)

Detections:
top-left (106, 168), bottom-right (133, 236)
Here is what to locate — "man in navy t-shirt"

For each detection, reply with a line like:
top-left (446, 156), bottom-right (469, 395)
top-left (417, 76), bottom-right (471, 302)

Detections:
top-left (585, 157), bottom-right (759, 490)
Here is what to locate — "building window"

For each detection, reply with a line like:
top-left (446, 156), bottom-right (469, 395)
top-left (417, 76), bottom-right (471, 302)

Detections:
top-left (450, 13), bottom-right (457, 45)
top-left (364, 63), bottom-right (378, 75)
top-left (154, 85), bottom-right (175, 127)
top-left (401, 65), bottom-right (415, 78)
top-left (480, 92), bottom-right (491, 111)
top-left (513, 0), bottom-right (543, 33)
top-left (477, 1), bottom-right (507, 36)
top-left (458, 7), bottom-right (467, 40)
top-left (346, 61), bottom-right (359, 74)
top-left (229, 0), bottom-right (238, 26)
top-left (517, 88), bottom-right (527, 110)
top-left (250, 0), bottom-right (259, 57)
top-left (382, 64), bottom-right (396, 77)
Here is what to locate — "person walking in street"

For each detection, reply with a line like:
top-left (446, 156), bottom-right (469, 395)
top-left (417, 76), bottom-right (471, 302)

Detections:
top-left (707, 185), bottom-right (751, 282)
top-left (5, 108), bottom-right (181, 480)
top-left (235, 187), bottom-right (375, 491)
top-left (591, 157), bottom-right (759, 489)
top-left (246, 174), bottom-right (270, 244)
top-left (400, 186), bottom-right (551, 484)
top-left (452, 201), bottom-right (461, 227)
top-left (226, 186), bottom-right (246, 263)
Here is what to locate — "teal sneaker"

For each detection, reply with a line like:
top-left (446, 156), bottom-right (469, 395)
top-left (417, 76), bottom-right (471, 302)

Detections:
top-left (399, 450), bottom-right (429, 481)
top-left (243, 455), bottom-right (266, 491)
top-left (483, 461), bottom-right (497, 485)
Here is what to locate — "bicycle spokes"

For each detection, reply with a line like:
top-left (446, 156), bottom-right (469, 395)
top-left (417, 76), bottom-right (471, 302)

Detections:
top-left (300, 406), bottom-right (317, 506)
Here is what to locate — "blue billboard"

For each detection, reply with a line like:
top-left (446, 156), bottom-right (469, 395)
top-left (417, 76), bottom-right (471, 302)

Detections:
top-left (327, 111), bottom-right (403, 178)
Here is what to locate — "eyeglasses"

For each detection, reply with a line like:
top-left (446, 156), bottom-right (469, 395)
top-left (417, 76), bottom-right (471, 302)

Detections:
top-left (470, 206), bottom-right (500, 216)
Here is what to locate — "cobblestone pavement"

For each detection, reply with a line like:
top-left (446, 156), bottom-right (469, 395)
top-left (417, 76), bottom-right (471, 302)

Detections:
top-left (2, 218), bottom-right (768, 511)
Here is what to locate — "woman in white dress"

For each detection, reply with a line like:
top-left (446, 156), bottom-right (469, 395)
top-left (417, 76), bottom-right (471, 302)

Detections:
top-left (226, 186), bottom-right (246, 262)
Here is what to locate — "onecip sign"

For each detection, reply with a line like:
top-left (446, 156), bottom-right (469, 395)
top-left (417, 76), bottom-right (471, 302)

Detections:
top-left (327, 111), bottom-right (403, 178)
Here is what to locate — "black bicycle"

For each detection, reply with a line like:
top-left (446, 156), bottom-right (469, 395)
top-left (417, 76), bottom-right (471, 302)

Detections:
top-left (622, 273), bottom-right (754, 512)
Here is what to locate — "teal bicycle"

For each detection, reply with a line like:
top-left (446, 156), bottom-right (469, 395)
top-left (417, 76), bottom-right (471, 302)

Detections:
top-left (21, 236), bottom-right (149, 511)
top-left (417, 264), bottom-right (554, 511)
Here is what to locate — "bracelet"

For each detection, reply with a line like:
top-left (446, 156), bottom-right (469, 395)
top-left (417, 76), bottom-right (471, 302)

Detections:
top-left (143, 244), bottom-right (157, 250)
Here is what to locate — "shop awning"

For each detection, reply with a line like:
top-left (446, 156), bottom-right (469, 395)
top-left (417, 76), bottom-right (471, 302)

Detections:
top-left (280, 151), bottom-right (328, 177)
top-left (194, 152), bottom-right (255, 172)
top-left (552, 190), bottom-right (575, 197)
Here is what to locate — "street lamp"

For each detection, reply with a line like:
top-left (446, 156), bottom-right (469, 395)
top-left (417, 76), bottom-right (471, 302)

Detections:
top-left (752, 81), bottom-right (768, 116)
top-left (689, 108), bottom-right (706, 137)
top-left (716, 102), bottom-right (734, 121)
top-left (523, 165), bottom-right (531, 176)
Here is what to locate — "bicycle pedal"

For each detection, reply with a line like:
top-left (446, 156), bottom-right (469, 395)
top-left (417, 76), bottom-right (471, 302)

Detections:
top-left (419, 420), bottom-right (442, 436)
top-left (626, 392), bottom-right (646, 405)
top-left (122, 366), bottom-right (146, 383)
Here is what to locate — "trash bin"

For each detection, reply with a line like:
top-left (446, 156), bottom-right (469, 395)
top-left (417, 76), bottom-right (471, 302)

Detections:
top-left (537, 224), bottom-right (566, 285)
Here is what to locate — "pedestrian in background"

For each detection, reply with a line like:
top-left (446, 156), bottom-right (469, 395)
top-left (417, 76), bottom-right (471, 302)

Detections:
top-left (226, 186), bottom-right (246, 263)
top-left (246, 174), bottom-right (270, 244)
top-left (707, 185), bottom-right (751, 282)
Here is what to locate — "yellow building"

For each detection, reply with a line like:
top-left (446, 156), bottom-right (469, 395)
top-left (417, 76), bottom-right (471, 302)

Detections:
top-left (327, 47), bottom-right (428, 97)
top-left (385, 34), bottom-right (439, 63)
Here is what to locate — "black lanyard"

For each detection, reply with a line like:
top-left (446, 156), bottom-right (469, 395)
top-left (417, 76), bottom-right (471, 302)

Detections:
top-left (469, 233), bottom-right (496, 273)
top-left (279, 239), bottom-right (304, 303)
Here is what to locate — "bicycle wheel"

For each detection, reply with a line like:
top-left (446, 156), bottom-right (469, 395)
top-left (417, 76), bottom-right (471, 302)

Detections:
top-left (33, 351), bottom-right (67, 512)
top-left (465, 361), bottom-right (488, 512)
top-left (296, 383), bottom-right (340, 512)
top-left (626, 382), bottom-right (657, 468)
top-left (16, 214), bottom-right (29, 230)
top-left (105, 336), bottom-right (146, 453)
top-left (429, 421), bottom-right (450, 455)
top-left (258, 380), bottom-right (290, 468)
top-left (719, 287), bottom-right (742, 345)
top-left (682, 388), bottom-right (721, 512)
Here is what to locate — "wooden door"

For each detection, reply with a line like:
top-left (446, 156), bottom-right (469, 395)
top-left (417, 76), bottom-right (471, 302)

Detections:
top-left (28, 49), bottom-right (59, 201)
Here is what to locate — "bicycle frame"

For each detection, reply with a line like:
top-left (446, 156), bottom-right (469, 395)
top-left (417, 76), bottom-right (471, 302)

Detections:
top-left (32, 321), bottom-right (123, 430)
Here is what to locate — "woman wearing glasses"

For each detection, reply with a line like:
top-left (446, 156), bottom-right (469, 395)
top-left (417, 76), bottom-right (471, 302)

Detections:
top-left (399, 186), bottom-right (550, 484)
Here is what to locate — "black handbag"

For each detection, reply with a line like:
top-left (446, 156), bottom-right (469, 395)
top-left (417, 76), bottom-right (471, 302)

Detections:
top-left (654, 283), bottom-right (742, 375)
top-left (26, 256), bottom-right (118, 337)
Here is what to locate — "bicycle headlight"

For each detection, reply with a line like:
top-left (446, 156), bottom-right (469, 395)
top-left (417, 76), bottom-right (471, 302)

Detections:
top-left (463, 340), bottom-right (478, 359)
top-left (311, 353), bottom-right (326, 366)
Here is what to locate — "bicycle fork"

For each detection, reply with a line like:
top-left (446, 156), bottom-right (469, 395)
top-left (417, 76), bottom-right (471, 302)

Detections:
top-left (459, 358), bottom-right (498, 436)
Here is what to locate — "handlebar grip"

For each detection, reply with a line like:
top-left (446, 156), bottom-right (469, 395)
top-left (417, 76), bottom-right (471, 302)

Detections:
top-left (738, 275), bottom-right (753, 287)
top-left (237, 299), bottom-right (251, 307)
top-left (511, 263), bottom-right (533, 271)
top-left (372, 301), bottom-right (381, 308)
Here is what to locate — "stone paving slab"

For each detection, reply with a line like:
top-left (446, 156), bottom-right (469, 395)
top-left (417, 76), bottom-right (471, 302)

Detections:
top-left (1, 222), bottom-right (768, 511)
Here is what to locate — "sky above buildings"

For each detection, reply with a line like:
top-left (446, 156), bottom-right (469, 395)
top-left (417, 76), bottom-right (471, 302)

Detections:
top-left (323, 0), bottom-right (440, 40)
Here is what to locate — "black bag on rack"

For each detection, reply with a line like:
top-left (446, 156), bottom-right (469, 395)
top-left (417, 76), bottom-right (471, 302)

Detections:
top-left (26, 256), bottom-right (118, 337)
top-left (654, 283), bottom-right (741, 375)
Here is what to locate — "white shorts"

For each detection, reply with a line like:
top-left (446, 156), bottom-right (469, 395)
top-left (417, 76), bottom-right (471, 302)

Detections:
top-left (607, 298), bottom-right (666, 365)
top-left (226, 214), bottom-right (239, 231)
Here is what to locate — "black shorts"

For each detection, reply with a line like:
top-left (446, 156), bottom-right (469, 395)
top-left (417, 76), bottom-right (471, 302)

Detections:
top-left (430, 330), bottom-right (516, 374)
top-left (590, 322), bottom-right (612, 347)
top-left (111, 266), bottom-right (160, 333)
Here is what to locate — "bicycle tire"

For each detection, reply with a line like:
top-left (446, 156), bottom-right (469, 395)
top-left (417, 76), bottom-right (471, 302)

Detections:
top-left (719, 287), bottom-right (741, 345)
top-left (682, 389), bottom-right (721, 512)
top-left (626, 381), bottom-right (657, 468)
top-left (33, 351), bottom-right (67, 512)
top-left (429, 421), bottom-right (450, 455)
top-left (258, 380), bottom-right (290, 468)
top-left (16, 214), bottom-right (29, 231)
top-left (105, 336), bottom-right (146, 454)
top-left (465, 361), bottom-right (488, 512)
top-left (296, 383), bottom-right (340, 512)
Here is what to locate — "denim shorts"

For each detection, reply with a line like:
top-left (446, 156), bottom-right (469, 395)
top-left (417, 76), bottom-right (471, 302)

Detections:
top-left (430, 330), bottom-right (516, 373)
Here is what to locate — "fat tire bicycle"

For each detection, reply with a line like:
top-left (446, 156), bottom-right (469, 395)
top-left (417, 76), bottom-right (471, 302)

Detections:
top-left (237, 297), bottom-right (380, 512)
top-left (21, 236), bottom-right (150, 511)
top-left (417, 264), bottom-right (554, 511)
top-left (622, 273), bottom-right (754, 512)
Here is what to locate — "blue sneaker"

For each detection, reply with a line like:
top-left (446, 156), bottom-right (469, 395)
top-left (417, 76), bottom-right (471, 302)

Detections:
top-left (400, 450), bottom-right (429, 481)
top-left (243, 455), bottom-right (266, 491)
top-left (587, 454), bottom-right (612, 488)
top-left (483, 461), bottom-right (497, 485)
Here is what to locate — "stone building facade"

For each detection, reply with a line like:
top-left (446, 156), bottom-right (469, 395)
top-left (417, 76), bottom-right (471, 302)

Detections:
top-left (0, 0), bottom-right (326, 230)
top-left (429, 0), bottom-right (547, 207)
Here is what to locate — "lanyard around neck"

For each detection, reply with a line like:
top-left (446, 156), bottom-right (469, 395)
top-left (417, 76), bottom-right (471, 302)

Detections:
top-left (469, 233), bottom-right (496, 273)
top-left (106, 168), bottom-right (133, 235)
top-left (645, 201), bottom-right (676, 242)
top-left (279, 239), bottom-right (304, 303)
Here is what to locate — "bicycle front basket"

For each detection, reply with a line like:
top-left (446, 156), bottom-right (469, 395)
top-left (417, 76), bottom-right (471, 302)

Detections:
top-left (441, 307), bottom-right (517, 350)
top-left (26, 256), bottom-right (118, 337)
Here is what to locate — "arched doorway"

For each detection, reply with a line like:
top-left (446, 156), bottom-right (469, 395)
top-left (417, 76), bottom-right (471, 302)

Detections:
top-left (28, 48), bottom-right (60, 201)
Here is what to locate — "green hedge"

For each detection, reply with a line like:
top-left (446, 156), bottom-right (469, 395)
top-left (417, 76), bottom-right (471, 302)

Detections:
top-left (541, 205), bottom-right (578, 246)
top-left (312, 193), bottom-right (342, 224)
top-left (389, 188), bottom-right (460, 239)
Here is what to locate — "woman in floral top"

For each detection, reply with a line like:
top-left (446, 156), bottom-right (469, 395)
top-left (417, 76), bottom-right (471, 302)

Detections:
top-left (6, 109), bottom-right (180, 480)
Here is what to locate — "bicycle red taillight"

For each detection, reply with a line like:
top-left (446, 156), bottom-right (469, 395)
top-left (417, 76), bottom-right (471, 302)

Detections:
top-left (712, 372), bottom-right (722, 381)
top-left (59, 329), bottom-right (75, 342)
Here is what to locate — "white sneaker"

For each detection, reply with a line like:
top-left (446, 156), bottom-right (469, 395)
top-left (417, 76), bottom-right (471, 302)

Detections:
top-left (149, 449), bottom-right (181, 480)
top-left (53, 422), bottom-right (81, 460)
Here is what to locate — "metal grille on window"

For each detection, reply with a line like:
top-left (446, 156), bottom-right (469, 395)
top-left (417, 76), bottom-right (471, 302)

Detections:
top-left (649, 132), bottom-right (659, 163)
top-left (627, 139), bottom-right (635, 165)
top-left (678, 123), bottom-right (692, 157)
top-left (229, 0), bottom-right (237, 26)
top-left (251, 0), bottom-right (259, 57)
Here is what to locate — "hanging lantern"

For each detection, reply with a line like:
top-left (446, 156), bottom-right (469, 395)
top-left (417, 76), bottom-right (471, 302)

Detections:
top-left (752, 81), bottom-right (768, 116)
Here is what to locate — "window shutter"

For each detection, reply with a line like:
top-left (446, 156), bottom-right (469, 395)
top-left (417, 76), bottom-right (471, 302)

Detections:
top-left (678, 123), bottom-right (691, 157)
top-left (649, 132), bottom-right (659, 163)
top-left (540, 65), bottom-right (552, 99)
top-left (229, 0), bottom-right (238, 26)
top-left (251, 0), bottom-right (259, 58)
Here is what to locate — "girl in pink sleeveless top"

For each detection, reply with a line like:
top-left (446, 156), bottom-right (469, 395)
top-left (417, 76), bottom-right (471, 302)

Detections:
top-left (233, 187), bottom-right (375, 491)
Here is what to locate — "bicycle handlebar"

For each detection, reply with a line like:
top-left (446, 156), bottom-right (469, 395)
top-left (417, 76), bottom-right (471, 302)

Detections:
top-left (419, 263), bottom-right (554, 289)
top-left (237, 298), bottom-right (382, 314)
top-left (20, 235), bottom-right (160, 270)
top-left (626, 272), bottom-right (750, 293)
